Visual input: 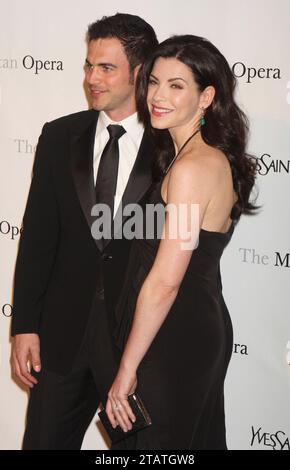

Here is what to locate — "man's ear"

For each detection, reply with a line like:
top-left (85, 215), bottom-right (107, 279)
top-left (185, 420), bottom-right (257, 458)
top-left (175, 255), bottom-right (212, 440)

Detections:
top-left (199, 85), bottom-right (215, 109)
top-left (133, 64), bottom-right (142, 83)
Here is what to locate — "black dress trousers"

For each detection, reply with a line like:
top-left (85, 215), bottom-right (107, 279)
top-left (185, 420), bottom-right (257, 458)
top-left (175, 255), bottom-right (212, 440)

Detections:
top-left (22, 296), bottom-right (119, 450)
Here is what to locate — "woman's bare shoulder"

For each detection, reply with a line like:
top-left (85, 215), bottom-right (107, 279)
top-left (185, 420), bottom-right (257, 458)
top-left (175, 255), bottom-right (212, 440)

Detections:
top-left (171, 145), bottom-right (229, 187)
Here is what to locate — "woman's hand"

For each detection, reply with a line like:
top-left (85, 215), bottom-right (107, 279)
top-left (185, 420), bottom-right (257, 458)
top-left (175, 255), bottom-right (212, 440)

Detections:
top-left (106, 365), bottom-right (138, 432)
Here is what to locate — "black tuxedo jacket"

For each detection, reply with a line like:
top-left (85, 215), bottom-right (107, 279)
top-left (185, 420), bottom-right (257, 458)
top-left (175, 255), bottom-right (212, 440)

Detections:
top-left (11, 109), bottom-right (158, 374)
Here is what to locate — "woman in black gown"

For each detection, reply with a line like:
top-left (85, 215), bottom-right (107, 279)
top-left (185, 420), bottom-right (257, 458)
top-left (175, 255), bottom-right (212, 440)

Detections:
top-left (105, 35), bottom-right (257, 449)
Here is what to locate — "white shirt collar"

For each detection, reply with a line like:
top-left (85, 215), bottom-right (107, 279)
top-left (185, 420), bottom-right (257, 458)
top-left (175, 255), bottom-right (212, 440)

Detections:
top-left (97, 111), bottom-right (144, 149)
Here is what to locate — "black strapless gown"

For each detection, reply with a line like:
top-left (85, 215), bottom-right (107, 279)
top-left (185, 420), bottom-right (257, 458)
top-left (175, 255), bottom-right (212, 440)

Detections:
top-left (112, 180), bottom-right (235, 450)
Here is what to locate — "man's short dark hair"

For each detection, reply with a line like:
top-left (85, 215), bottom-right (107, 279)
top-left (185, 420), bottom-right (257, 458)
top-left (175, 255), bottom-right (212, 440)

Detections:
top-left (87, 13), bottom-right (158, 72)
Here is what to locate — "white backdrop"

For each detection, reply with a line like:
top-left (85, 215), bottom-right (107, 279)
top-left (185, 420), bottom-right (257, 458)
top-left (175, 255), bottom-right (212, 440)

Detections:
top-left (1, 0), bottom-right (289, 450)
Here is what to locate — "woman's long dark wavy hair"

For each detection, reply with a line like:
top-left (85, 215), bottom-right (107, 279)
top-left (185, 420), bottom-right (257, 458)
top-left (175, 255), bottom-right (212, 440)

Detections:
top-left (136, 34), bottom-right (257, 219)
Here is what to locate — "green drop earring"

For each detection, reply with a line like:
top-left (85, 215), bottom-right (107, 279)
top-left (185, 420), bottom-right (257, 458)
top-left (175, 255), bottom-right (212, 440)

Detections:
top-left (200, 107), bottom-right (206, 127)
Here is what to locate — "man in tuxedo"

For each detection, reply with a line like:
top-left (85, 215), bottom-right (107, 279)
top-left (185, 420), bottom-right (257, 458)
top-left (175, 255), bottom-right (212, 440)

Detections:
top-left (11, 13), bottom-right (159, 449)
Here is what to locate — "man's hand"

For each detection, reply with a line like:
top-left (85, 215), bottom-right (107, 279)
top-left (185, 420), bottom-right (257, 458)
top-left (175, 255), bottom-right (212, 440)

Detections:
top-left (12, 333), bottom-right (41, 387)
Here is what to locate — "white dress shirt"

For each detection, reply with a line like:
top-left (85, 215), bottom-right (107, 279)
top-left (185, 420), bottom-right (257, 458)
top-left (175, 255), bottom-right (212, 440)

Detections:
top-left (93, 111), bottom-right (144, 218)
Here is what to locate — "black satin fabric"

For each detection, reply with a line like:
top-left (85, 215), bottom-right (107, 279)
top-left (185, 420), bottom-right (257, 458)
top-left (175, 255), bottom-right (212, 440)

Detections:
top-left (112, 181), bottom-right (235, 450)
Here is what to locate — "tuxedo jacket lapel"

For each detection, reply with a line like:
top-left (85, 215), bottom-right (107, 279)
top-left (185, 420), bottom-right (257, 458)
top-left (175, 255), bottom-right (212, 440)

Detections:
top-left (117, 128), bottom-right (153, 214)
top-left (70, 110), bottom-right (105, 252)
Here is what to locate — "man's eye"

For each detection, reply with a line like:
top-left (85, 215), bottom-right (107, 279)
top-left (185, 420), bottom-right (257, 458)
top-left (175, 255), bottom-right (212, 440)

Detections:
top-left (103, 65), bottom-right (113, 72)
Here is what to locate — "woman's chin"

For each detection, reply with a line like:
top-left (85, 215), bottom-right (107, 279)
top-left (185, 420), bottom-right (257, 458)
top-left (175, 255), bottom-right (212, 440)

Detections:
top-left (150, 119), bottom-right (169, 130)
